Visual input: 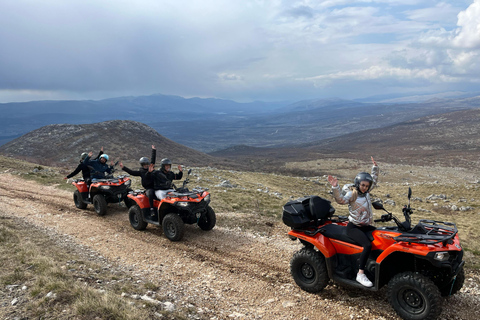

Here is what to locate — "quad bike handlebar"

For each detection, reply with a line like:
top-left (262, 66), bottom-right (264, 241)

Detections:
top-left (372, 187), bottom-right (414, 231)
top-left (373, 187), bottom-right (459, 244)
top-left (171, 168), bottom-right (193, 193)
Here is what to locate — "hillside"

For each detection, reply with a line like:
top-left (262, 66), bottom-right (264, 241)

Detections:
top-left (0, 120), bottom-right (234, 169)
top-left (303, 107), bottom-right (480, 169)
top-left (212, 108), bottom-right (480, 171)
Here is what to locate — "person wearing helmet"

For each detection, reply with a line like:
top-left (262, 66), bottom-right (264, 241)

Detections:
top-left (64, 147), bottom-right (104, 181)
top-left (148, 157), bottom-right (183, 200)
top-left (327, 156), bottom-right (379, 287)
top-left (119, 145), bottom-right (156, 213)
top-left (83, 150), bottom-right (114, 179)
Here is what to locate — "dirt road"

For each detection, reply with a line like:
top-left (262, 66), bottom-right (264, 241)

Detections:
top-left (1, 173), bottom-right (478, 319)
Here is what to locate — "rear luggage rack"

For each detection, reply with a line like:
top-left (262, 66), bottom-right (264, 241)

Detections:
top-left (394, 219), bottom-right (458, 245)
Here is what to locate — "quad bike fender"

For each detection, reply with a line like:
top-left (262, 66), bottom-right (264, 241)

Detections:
top-left (376, 236), bottom-right (463, 265)
top-left (73, 181), bottom-right (88, 193)
top-left (288, 229), bottom-right (337, 258)
top-left (160, 197), bottom-right (178, 205)
top-left (375, 243), bottom-right (429, 264)
top-left (127, 193), bottom-right (150, 208)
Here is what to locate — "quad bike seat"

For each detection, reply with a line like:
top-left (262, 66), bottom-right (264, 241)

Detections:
top-left (320, 223), bottom-right (375, 246)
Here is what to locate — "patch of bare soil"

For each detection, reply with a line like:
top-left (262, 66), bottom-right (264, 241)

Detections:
top-left (1, 173), bottom-right (479, 319)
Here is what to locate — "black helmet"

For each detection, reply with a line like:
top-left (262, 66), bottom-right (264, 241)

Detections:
top-left (160, 158), bottom-right (172, 170)
top-left (80, 152), bottom-right (88, 162)
top-left (354, 172), bottom-right (373, 193)
top-left (139, 157), bottom-right (149, 166)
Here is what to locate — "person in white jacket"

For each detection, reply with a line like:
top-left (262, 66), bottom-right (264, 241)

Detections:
top-left (327, 156), bottom-right (379, 287)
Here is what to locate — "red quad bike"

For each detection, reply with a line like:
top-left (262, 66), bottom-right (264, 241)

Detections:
top-left (126, 169), bottom-right (216, 241)
top-left (72, 163), bottom-right (132, 216)
top-left (282, 188), bottom-right (464, 320)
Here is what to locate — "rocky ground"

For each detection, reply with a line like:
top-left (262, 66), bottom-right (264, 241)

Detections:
top-left (1, 172), bottom-right (480, 320)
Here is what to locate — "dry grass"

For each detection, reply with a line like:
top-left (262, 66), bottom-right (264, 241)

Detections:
top-left (0, 215), bottom-right (191, 320)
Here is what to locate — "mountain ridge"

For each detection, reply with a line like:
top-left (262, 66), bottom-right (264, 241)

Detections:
top-left (0, 120), bottom-right (234, 169)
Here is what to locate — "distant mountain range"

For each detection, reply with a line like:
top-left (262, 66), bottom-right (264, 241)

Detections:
top-left (212, 108), bottom-right (480, 170)
top-left (1, 93), bottom-right (480, 153)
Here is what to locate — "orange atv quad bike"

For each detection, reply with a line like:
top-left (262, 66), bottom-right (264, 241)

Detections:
top-left (72, 163), bottom-right (132, 216)
top-left (282, 188), bottom-right (464, 320)
top-left (126, 169), bottom-right (215, 241)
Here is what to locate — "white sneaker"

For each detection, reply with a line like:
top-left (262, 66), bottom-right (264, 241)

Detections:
top-left (356, 273), bottom-right (373, 287)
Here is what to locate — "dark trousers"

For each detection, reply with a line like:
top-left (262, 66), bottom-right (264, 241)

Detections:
top-left (145, 189), bottom-right (156, 208)
top-left (346, 222), bottom-right (376, 271)
top-left (84, 178), bottom-right (92, 194)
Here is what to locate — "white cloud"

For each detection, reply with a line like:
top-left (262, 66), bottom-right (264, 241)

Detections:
top-left (299, 65), bottom-right (457, 84)
top-left (217, 73), bottom-right (243, 81)
top-left (404, 2), bottom-right (460, 23)
top-left (453, 0), bottom-right (480, 48)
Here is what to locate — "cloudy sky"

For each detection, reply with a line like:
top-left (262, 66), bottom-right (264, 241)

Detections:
top-left (1, 0), bottom-right (479, 103)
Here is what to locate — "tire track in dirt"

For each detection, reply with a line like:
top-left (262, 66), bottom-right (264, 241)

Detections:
top-left (101, 215), bottom-right (294, 285)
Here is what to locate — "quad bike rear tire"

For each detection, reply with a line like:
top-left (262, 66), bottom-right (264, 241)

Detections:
top-left (388, 271), bottom-right (442, 320)
top-left (74, 190), bottom-right (87, 210)
top-left (93, 194), bottom-right (107, 216)
top-left (129, 205), bottom-right (147, 231)
top-left (440, 266), bottom-right (465, 297)
top-left (163, 213), bottom-right (185, 241)
top-left (198, 205), bottom-right (216, 231)
top-left (291, 247), bottom-right (329, 293)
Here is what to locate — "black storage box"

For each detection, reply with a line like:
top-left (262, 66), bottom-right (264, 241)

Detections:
top-left (282, 196), bottom-right (313, 228)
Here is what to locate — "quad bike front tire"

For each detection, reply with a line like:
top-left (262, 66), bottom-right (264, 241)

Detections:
top-left (93, 194), bottom-right (107, 216)
top-left (198, 205), bottom-right (216, 231)
top-left (162, 213), bottom-right (185, 241)
top-left (74, 190), bottom-right (87, 210)
top-left (290, 247), bottom-right (329, 293)
top-left (440, 266), bottom-right (465, 297)
top-left (129, 205), bottom-right (147, 231)
top-left (388, 271), bottom-right (442, 320)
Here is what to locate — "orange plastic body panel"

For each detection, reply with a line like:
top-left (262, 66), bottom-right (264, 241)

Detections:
top-left (288, 229), bottom-right (337, 258)
top-left (128, 190), bottom-right (209, 210)
top-left (127, 193), bottom-right (152, 208)
top-left (290, 224), bottom-right (463, 264)
top-left (73, 177), bottom-right (130, 193)
top-left (73, 181), bottom-right (88, 192)
top-left (376, 233), bottom-right (463, 263)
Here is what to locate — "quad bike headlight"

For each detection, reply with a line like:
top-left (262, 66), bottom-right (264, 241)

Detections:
top-left (204, 194), bottom-right (210, 202)
top-left (434, 252), bottom-right (450, 261)
top-left (177, 202), bottom-right (190, 207)
top-left (100, 186), bottom-right (111, 190)
top-left (125, 179), bottom-right (131, 187)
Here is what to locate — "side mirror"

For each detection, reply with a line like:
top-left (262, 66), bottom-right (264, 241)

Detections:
top-left (188, 168), bottom-right (192, 175)
top-left (372, 201), bottom-right (384, 210)
top-left (408, 187), bottom-right (412, 199)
